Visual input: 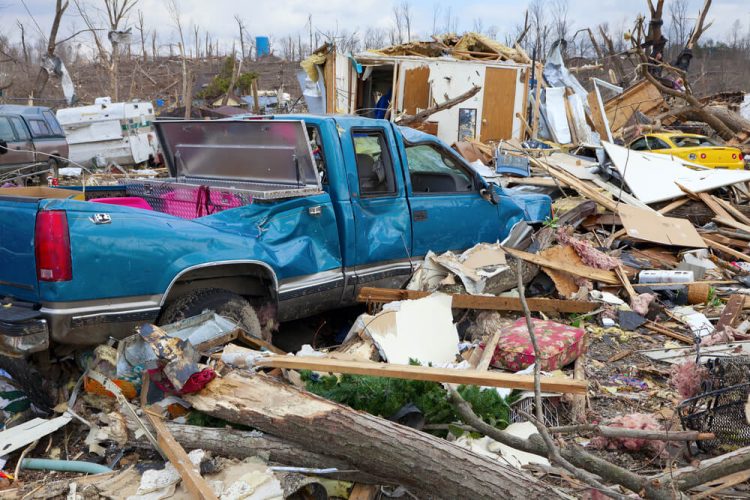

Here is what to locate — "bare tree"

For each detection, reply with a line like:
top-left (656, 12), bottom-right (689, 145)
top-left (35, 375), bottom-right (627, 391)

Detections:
top-left (16, 21), bottom-right (30, 66)
top-left (472, 18), bottom-right (484, 35)
top-left (75, 0), bottom-right (138, 100)
top-left (34, 0), bottom-right (70, 98)
top-left (193, 24), bottom-right (200, 58)
top-left (667, 0), bottom-right (690, 50)
top-left (136, 10), bottom-right (146, 61)
top-left (550, 0), bottom-right (571, 44)
top-left (431, 3), bottom-right (441, 36)
top-left (527, 0), bottom-right (550, 56)
top-left (151, 30), bottom-right (157, 60)
top-left (234, 15), bottom-right (247, 60)
top-left (166, 0), bottom-right (191, 118)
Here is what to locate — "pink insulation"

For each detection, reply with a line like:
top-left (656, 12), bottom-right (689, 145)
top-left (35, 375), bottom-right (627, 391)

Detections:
top-left (590, 413), bottom-right (666, 455)
top-left (555, 227), bottom-right (621, 270)
top-left (630, 293), bottom-right (656, 316)
top-left (669, 361), bottom-right (707, 400)
top-left (701, 326), bottom-right (750, 347)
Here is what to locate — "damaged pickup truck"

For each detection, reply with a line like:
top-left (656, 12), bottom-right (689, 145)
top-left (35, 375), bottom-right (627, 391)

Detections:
top-left (0, 116), bottom-right (550, 360)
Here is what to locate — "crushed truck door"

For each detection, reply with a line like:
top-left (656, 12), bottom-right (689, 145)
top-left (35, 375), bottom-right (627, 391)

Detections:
top-left (398, 135), bottom-right (503, 256)
top-left (336, 118), bottom-right (413, 288)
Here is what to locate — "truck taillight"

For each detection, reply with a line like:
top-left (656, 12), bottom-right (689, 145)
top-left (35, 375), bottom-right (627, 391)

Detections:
top-left (35, 210), bottom-right (72, 282)
top-left (700, 153), bottom-right (707, 159)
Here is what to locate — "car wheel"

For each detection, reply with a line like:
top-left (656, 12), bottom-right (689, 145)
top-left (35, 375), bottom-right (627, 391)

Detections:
top-left (159, 288), bottom-right (263, 339)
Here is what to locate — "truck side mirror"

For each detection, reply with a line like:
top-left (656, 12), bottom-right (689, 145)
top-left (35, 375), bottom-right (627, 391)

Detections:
top-left (480, 187), bottom-right (500, 205)
top-left (0, 139), bottom-right (7, 155)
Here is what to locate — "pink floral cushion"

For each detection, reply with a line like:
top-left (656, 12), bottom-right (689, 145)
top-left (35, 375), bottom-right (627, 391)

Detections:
top-left (490, 318), bottom-right (585, 371)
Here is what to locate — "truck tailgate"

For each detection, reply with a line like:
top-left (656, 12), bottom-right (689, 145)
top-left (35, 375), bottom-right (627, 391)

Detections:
top-left (0, 195), bottom-right (39, 301)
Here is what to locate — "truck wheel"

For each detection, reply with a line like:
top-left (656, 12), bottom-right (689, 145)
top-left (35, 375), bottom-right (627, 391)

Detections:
top-left (160, 288), bottom-right (263, 339)
top-left (0, 356), bottom-right (52, 415)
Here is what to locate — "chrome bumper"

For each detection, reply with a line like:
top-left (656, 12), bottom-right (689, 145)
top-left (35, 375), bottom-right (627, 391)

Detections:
top-left (0, 304), bottom-right (50, 356)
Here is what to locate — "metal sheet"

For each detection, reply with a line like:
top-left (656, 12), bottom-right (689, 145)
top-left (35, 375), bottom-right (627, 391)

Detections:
top-left (154, 120), bottom-right (320, 189)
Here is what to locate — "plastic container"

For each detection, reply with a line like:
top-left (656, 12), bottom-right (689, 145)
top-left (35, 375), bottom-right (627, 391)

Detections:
top-left (638, 270), bottom-right (694, 290)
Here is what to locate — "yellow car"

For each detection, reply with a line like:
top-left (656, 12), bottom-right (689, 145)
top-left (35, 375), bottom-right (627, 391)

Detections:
top-left (628, 132), bottom-right (746, 170)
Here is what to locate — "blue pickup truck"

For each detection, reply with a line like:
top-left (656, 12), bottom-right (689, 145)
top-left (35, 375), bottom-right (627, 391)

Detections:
top-left (0, 115), bottom-right (550, 359)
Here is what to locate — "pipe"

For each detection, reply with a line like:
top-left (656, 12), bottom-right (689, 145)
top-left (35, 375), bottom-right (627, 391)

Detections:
top-left (20, 458), bottom-right (112, 475)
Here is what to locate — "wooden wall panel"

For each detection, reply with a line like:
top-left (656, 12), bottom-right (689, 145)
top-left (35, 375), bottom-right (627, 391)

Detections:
top-left (480, 67), bottom-right (517, 142)
top-left (402, 66), bottom-right (430, 115)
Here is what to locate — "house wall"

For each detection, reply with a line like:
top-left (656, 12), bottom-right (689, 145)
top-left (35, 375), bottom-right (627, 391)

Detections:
top-left (326, 55), bottom-right (528, 144)
top-left (393, 58), bottom-right (527, 145)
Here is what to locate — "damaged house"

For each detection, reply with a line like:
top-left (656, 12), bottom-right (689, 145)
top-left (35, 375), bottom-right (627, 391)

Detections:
top-left (302, 34), bottom-right (533, 145)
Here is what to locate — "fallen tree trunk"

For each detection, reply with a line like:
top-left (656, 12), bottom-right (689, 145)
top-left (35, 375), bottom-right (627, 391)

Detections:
top-left (185, 372), bottom-right (551, 499)
top-left (398, 85), bottom-right (481, 126)
top-left (165, 423), bottom-right (392, 485)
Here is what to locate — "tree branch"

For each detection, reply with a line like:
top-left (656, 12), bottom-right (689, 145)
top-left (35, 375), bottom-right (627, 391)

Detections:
top-left (397, 85), bottom-right (481, 126)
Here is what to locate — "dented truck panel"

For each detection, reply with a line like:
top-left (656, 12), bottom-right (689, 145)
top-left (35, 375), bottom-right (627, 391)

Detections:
top-left (38, 192), bottom-right (342, 302)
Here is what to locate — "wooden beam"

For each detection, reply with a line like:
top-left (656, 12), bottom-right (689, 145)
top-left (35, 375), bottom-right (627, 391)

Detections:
top-left (713, 196), bottom-right (750, 226)
top-left (357, 287), bottom-right (599, 314)
top-left (704, 237), bottom-right (750, 263)
top-left (644, 321), bottom-right (693, 344)
top-left (144, 409), bottom-right (219, 500)
top-left (658, 197), bottom-right (690, 214)
top-left (715, 294), bottom-right (745, 332)
top-left (476, 331), bottom-right (501, 371)
top-left (503, 247), bottom-right (620, 285)
top-left (254, 356), bottom-right (588, 394)
top-left (714, 216), bottom-right (750, 234)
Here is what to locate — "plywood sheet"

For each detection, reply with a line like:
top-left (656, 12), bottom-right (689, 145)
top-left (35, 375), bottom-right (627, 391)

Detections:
top-left (402, 65), bottom-right (430, 115)
top-left (619, 205), bottom-right (706, 248)
top-left (480, 67), bottom-right (517, 142)
top-left (605, 80), bottom-right (664, 132)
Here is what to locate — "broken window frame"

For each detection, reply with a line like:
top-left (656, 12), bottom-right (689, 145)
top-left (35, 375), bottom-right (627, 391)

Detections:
top-left (351, 128), bottom-right (398, 198)
top-left (404, 141), bottom-right (476, 195)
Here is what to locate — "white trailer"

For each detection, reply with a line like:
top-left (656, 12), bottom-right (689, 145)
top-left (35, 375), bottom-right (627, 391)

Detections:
top-left (56, 97), bottom-right (159, 168)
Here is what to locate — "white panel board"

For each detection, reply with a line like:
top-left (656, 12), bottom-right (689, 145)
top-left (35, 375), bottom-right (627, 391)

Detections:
top-left (603, 141), bottom-right (750, 204)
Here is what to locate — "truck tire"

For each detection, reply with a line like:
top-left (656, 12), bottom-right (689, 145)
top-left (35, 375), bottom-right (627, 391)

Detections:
top-left (0, 356), bottom-right (52, 415)
top-left (160, 288), bottom-right (263, 339)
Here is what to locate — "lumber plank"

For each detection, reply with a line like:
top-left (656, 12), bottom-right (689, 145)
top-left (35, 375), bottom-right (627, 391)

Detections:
top-left (254, 356), bottom-right (588, 394)
top-left (658, 197), bottom-right (690, 214)
top-left (476, 331), bottom-right (501, 371)
top-left (644, 322), bottom-right (693, 344)
top-left (704, 237), bottom-right (750, 263)
top-left (357, 287), bottom-right (599, 314)
top-left (144, 410), bottom-right (219, 500)
top-left (715, 294), bottom-right (745, 332)
top-left (503, 247), bottom-right (619, 284)
top-left (713, 196), bottom-right (750, 226)
top-left (714, 216), bottom-right (750, 234)
top-left (349, 484), bottom-right (379, 500)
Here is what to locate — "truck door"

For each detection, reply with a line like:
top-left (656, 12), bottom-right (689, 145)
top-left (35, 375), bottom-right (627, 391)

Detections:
top-left (400, 139), bottom-right (503, 257)
top-left (0, 116), bottom-right (34, 168)
top-left (337, 119), bottom-right (413, 288)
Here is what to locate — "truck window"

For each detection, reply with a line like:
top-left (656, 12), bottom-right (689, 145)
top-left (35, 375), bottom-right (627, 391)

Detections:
top-left (405, 143), bottom-right (474, 193)
top-left (352, 130), bottom-right (396, 196)
top-left (9, 117), bottom-right (30, 141)
top-left (28, 119), bottom-right (52, 137)
top-left (42, 111), bottom-right (64, 136)
top-left (0, 117), bottom-right (15, 142)
top-left (306, 125), bottom-right (328, 185)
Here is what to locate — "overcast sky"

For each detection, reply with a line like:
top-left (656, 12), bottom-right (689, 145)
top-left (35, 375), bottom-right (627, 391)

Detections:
top-left (2, 0), bottom-right (749, 53)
